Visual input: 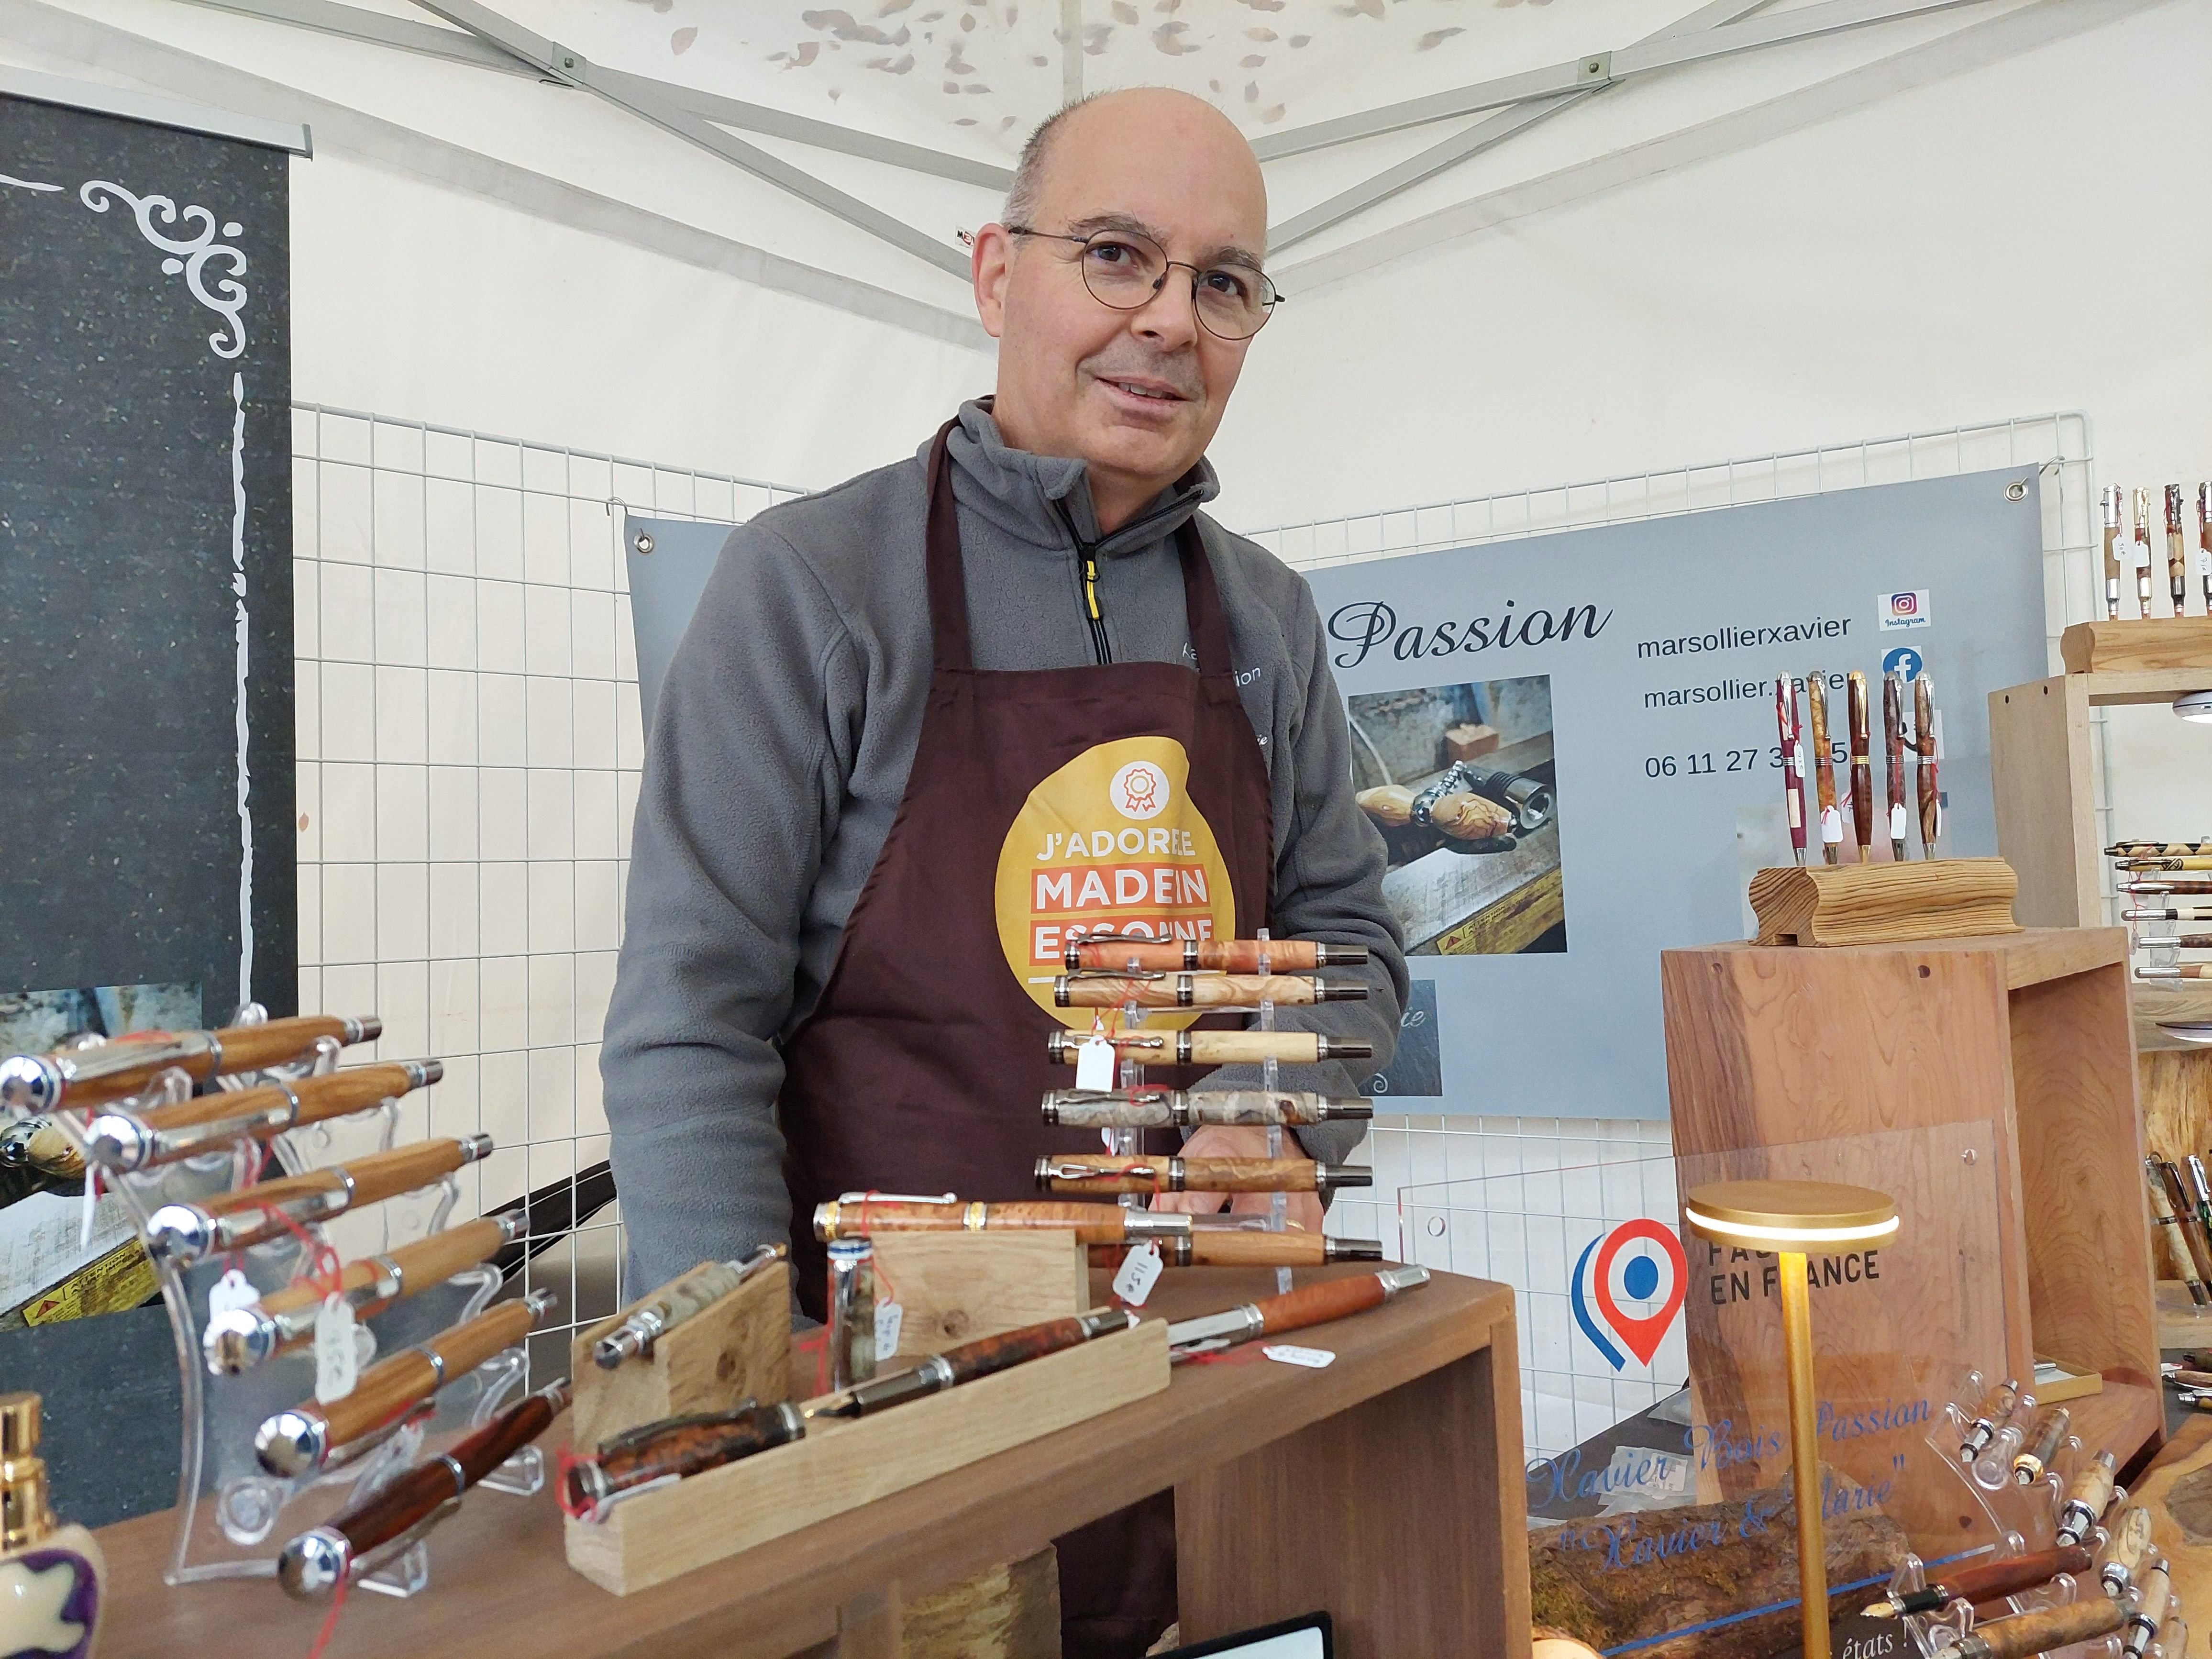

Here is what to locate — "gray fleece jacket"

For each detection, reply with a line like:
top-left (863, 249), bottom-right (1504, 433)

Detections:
top-left (602, 401), bottom-right (1408, 1290)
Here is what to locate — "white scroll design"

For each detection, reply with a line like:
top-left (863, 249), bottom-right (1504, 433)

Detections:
top-left (78, 180), bottom-right (249, 359)
top-left (1, 172), bottom-right (62, 191)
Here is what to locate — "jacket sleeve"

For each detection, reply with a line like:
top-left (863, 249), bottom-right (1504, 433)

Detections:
top-left (600, 522), bottom-right (860, 1292)
top-left (1199, 571), bottom-right (1411, 1173)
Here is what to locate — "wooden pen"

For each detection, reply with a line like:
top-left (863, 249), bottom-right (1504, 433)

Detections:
top-left (2146, 1160), bottom-right (2212, 1306)
top-left (1847, 670), bottom-right (1873, 862)
top-left (1864, 1544), bottom-right (2094, 1617)
top-left (2124, 1559), bottom-right (2170, 1659)
top-left (277, 1378), bottom-right (572, 1599)
top-left (1913, 672), bottom-right (1939, 857)
top-left (2054, 1450), bottom-right (2118, 1545)
top-left (0, 1013), bottom-right (380, 1116)
top-left (86, 1060), bottom-right (442, 1172)
top-left (1040, 1088), bottom-right (1373, 1128)
top-left (1166, 1264), bottom-right (1428, 1354)
top-left (2200, 483), bottom-right (2212, 613)
top-left (255, 1288), bottom-right (555, 1477)
top-left (1063, 937), bottom-right (1368, 973)
top-left (1883, 670), bottom-right (1908, 861)
top-left (1954, 1595), bottom-right (2125, 1659)
top-left (145, 1133), bottom-right (494, 1264)
top-left (2011, 1404), bottom-right (2068, 1484)
top-left (2135, 488), bottom-right (2157, 616)
top-left (1046, 1030), bottom-right (1372, 1067)
top-left (1958, 1375), bottom-right (2022, 1464)
top-left (2103, 485), bottom-right (2125, 620)
top-left (201, 1211), bottom-right (525, 1373)
top-left (812, 1197), bottom-right (1383, 1265)
top-left (1034, 1152), bottom-right (1371, 1196)
top-left (1806, 669), bottom-right (1841, 863)
top-left (2097, 1504), bottom-right (2154, 1593)
top-left (1054, 972), bottom-right (1367, 1009)
top-left (2168, 486), bottom-right (2190, 616)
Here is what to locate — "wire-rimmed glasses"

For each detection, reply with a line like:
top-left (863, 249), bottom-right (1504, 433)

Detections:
top-left (1005, 223), bottom-right (1284, 341)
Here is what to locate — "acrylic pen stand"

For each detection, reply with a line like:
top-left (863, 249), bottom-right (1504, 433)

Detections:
top-left (24, 1007), bottom-right (538, 1596)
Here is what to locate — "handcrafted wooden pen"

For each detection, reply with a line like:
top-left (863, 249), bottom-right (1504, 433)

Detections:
top-left (1040, 1088), bottom-right (1372, 1129)
top-left (593, 1243), bottom-right (787, 1368)
top-left (1046, 1030), bottom-right (1372, 1067)
top-left (276, 1378), bottom-right (572, 1600)
top-left (1882, 670), bottom-right (1908, 862)
top-left (86, 1060), bottom-right (442, 1172)
top-left (1914, 673), bottom-right (1940, 856)
top-left (2103, 485), bottom-right (2125, 620)
top-left (0, 1117), bottom-right (83, 1180)
top-left (255, 1288), bottom-right (555, 1477)
top-left (2135, 488), bottom-right (2157, 616)
top-left (2145, 1161), bottom-right (2212, 1306)
top-left (202, 1211), bottom-right (525, 1373)
top-left (2156, 1615), bottom-right (2188, 1659)
top-left (1166, 1264), bottom-right (1428, 1354)
top-left (1035, 1153), bottom-right (1371, 1196)
top-left (1776, 678), bottom-right (1805, 867)
top-left (2054, 1450), bottom-right (2118, 1545)
top-left (1806, 670), bottom-right (1841, 863)
top-left (145, 1133), bottom-right (494, 1264)
top-left (1054, 973), bottom-right (1367, 1009)
top-left (813, 1198), bottom-right (1383, 1265)
top-left (2156, 1161), bottom-right (2212, 1292)
top-left (1958, 1376), bottom-right (2021, 1464)
top-left (1847, 671), bottom-right (1873, 862)
top-left (2141, 965), bottom-right (2212, 980)
top-left (0, 1013), bottom-right (380, 1116)
top-left (2124, 1559), bottom-right (2170, 1659)
top-left (2111, 841), bottom-right (2212, 857)
top-left (806, 1307), bottom-right (1136, 1420)
top-left (1063, 937), bottom-right (1369, 973)
top-left (2169, 486), bottom-right (2190, 615)
top-left (2011, 1404), bottom-right (2068, 1484)
top-left (2097, 1504), bottom-right (2154, 1593)
top-left (2131, 905), bottom-right (2212, 920)
top-left (1865, 1544), bottom-right (2094, 1618)
top-left (2200, 483), bottom-right (2212, 613)
top-left (1952, 1595), bottom-right (2125, 1659)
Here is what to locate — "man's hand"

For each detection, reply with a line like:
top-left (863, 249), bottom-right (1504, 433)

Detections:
top-left (1146, 1124), bottom-right (1324, 1234)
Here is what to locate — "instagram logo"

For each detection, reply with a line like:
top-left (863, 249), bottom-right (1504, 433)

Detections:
top-left (1880, 589), bottom-right (1930, 631)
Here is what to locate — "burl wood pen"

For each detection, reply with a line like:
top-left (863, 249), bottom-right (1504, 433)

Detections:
top-left (807, 1307), bottom-right (1137, 1420)
top-left (1054, 972), bottom-right (1367, 1009)
top-left (1806, 669), bottom-right (1841, 863)
top-left (1954, 1594), bottom-right (2124, 1659)
top-left (2150, 1159), bottom-right (2212, 1305)
top-left (2168, 485), bottom-right (2190, 615)
top-left (1777, 678), bottom-right (1805, 866)
top-left (276, 1378), bottom-right (572, 1600)
top-left (1957, 1375), bottom-right (2021, 1464)
top-left (1882, 670), bottom-right (1908, 861)
top-left (1847, 671), bottom-right (1873, 862)
top-left (594, 1243), bottom-right (787, 1369)
top-left (1034, 1152), bottom-right (1371, 1196)
top-left (86, 1059), bottom-right (442, 1172)
top-left (2010, 1404), bottom-right (2068, 1484)
top-left (1865, 1544), bottom-right (2093, 1617)
top-left (1063, 937), bottom-right (1368, 973)
top-left (1914, 673), bottom-right (1940, 856)
top-left (0, 1013), bottom-right (380, 1115)
top-left (1040, 1088), bottom-right (1373, 1129)
top-left (812, 1197), bottom-right (1383, 1265)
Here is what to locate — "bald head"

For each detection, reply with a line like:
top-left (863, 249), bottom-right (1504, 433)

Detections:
top-left (972, 89), bottom-right (1272, 532)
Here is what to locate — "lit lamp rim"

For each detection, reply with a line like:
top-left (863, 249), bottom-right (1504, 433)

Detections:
top-left (1681, 1179), bottom-right (1899, 1248)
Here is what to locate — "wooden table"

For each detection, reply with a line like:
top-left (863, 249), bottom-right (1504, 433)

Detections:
top-left (94, 1264), bottom-right (1529, 1659)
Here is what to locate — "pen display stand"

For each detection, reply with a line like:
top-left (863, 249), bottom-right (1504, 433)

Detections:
top-left (7, 1008), bottom-right (537, 1594)
top-left (569, 1257), bottom-right (790, 1451)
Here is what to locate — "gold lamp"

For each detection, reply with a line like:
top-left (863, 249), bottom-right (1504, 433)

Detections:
top-left (1682, 1179), bottom-right (1899, 1659)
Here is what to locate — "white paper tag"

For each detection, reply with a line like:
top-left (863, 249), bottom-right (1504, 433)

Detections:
top-left (2130, 537), bottom-right (2153, 570)
top-left (2197, 548), bottom-right (2210, 576)
top-left (874, 1300), bottom-right (903, 1361)
top-left (1112, 1242), bottom-right (1163, 1306)
top-left (208, 1268), bottom-right (258, 1320)
top-left (1791, 740), bottom-right (1807, 777)
top-left (314, 1294), bottom-right (359, 1404)
top-left (1819, 805), bottom-right (1844, 844)
top-left (1075, 1036), bottom-right (1116, 1092)
top-left (1888, 802), bottom-right (1908, 841)
top-left (1261, 1344), bottom-right (1336, 1369)
top-left (78, 1176), bottom-right (97, 1250)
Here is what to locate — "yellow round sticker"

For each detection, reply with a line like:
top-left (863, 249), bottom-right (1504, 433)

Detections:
top-left (995, 735), bottom-right (1236, 1027)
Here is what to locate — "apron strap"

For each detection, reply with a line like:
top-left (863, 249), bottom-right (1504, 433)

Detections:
top-left (927, 413), bottom-right (1234, 682)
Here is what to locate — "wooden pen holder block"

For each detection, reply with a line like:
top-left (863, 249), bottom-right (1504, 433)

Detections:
top-left (1748, 856), bottom-right (2021, 946)
top-left (569, 1259), bottom-right (791, 1450)
top-left (2061, 616), bottom-right (2212, 674)
top-left (563, 1317), bottom-right (1171, 1597)
top-left (871, 1230), bottom-right (1088, 1359)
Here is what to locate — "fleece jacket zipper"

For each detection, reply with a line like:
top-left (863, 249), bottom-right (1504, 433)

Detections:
top-left (1056, 491), bottom-right (1199, 668)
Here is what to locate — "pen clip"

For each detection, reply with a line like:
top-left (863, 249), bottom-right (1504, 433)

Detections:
top-left (834, 1189), bottom-right (956, 1206)
top-left (1063, 967), bottom-right (1166, 982)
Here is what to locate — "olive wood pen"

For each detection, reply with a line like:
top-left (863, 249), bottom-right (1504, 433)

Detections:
top-left (0, 1013), bottom-right (381, 1116)
top-left (1914, 673), bottom-right (1940, 857)
top-left (255, 1288), bottom-right (555, 1477)
top-left (813, 1197), bottom-right (1383, 1266)
top-left (565, 1308), bottom-right (1138, 1511)
top-left (1807, 670), bottom-right (1841, 863)
top-left (1864, 1544), bottom-right (2094, 1617)
top-left (2124, 1559), bottom-right (2170, 1659)
top-left (1954, 1595), bottom-right (2125, 1659)
top-left (2054, 1450), bottom-right (2118, 1546)
top-left (2156, 1614), bottom-right (2187, 1659)
top-left (1847, 670), bottom-right (1873, 863)
top-left (276, 1378), bottom-right (572, 1600)
top-left (2156, 1161), bottom-right (2212, 1295)
top-left (0, 1118), bottom-right (83, 1180)
top-left (1166, 1263), bottom-right (1428, 1353)
top-left (2097, 1504), bottom-right (2154, 1593)
top-left (1958, 1375), bottom-right (2021, 1464)
top-left (1883, 669), bottom-right (1908, 861)
top-left (1054, 973), bottom-right (1366, 1009)
top-left (2135, 488), bottom-right (2157, 616)
top-left (1034, 1153), bottom-right (1371, 1196)
top-left (86, 1060), bottom-right (442, 1172)
top-left (1041, 1088), bottom-right (1372, 1129)
top-left (2011, 1404), bottom-right (2069, 1484)
top-left (202, 1210), bottom-right (525, 1373)
top-left (1063, 938), bottom-right (1368, 973)
top-left (1046, 1030), bottom-right (1371, 1067)
top-left (2146, 1161), bottom-right (2212, 1306)
top-left (146, 1133), bottom-right (494, 1264)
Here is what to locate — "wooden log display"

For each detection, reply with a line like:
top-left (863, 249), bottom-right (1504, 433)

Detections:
top-left (1527, 1469), bottom-right (1905, 1658)
top-left (1748, 858), bottom-right (2021, 946)
top-left (2060, 617), bottom-right (2212, 675)
top-left (568, 1256), bottom-right (790, 1451)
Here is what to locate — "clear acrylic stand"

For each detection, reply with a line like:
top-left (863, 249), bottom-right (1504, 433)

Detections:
top-left (1255, 928), bottom-right (1292, 1295)
top-left (19, 1006), bottom-right (538, 1596)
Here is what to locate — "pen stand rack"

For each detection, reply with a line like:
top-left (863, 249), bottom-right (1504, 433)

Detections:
top-left (1748, 858), bottom-right (2023, 947)
top-left (569, 1257), bottom-right (792, 1449)
top-left (11, 1008), bottom-right (536, 1594)
top-left (867, 1232), bottom-right (1086, 1361)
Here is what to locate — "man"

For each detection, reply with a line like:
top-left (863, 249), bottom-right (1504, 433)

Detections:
top-left (602, 87), bottom-right (1407, 1657)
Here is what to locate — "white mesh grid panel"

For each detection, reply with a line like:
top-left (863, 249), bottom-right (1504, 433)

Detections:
top-left (289, 403), bottom-right (800, 1377)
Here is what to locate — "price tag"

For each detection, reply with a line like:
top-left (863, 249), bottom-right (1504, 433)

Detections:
top-left (1261, 1344), bottom-right (1336, 1369)
top-left (208, 1268), bottom-right (258, 1320)
top-left (1888, 802), bottom-right (1908, 841)
top-left (1819, 806), bottom-right (1844, 845)
top-left (78, 1175), bottom-right (97, 1250)
top-left (2196, 548), bottom-right (2210, 576)
top-left (1075, 1035), bottom-right (1116, 1092)
top-left (1112, 1242), bottom-right (1163, 1306)
top-left (314, 1294), bottom-right (359, 1404)
top-left (2131, 537), bottom-right (2154, 570)
top-left (874, 1300), bottom-right (903, 1362)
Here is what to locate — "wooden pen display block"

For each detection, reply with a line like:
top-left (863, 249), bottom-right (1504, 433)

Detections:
top-left (563, 1317), bottom-right (1171, 1597)
top-left (872, 1230), bottom-right (1087, 1358)
top-left (2060, 616), bottom-right (2212, 675)
top-left (568, 1258), bottom-right (791, 1450)
top-left (1747, 856), bottom-right (2021, 946)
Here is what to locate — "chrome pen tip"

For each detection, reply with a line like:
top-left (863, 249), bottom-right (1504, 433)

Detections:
top-left (145, 1203), bottom-right (214, 1265)
top-left (0, 1055), bottom-right (61, 1117)
top-left (203, 1308), bottom-right (278, 1375)
top-left (255, 1409), bottom-right (329, 1478)
top-left (276, 1526), bottom-right (351, 1601)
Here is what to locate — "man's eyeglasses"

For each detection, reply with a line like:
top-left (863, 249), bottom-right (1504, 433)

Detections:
top-left (1004, 224), bottom-right (1283, 341)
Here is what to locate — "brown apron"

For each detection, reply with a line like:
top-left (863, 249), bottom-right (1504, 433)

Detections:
top-left (777, 420), bottom-right (1274, 1658)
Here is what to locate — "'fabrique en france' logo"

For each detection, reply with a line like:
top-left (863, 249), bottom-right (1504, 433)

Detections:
top-left (1570, 1220), bottom-right (1687, 1371)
